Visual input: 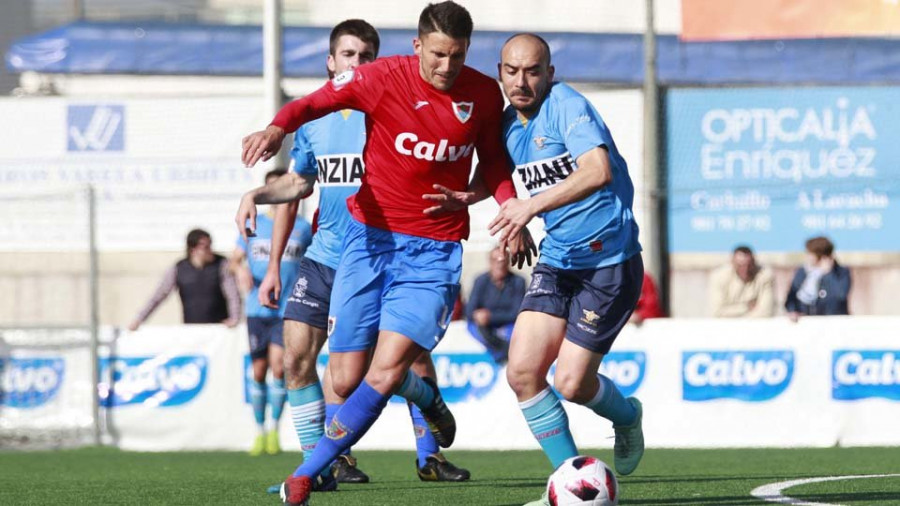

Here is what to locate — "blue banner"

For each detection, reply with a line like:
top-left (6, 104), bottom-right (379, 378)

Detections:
top-left (832, 350), bottom-right (900, 401)
top-left (667, 87), bottom-right (900, 252)
top-left (0, 357), bottom-right (65, 409)
top-left (682, 350), bottom-right (794, 402)
top-left (100, 356), bottom-right (208, 407)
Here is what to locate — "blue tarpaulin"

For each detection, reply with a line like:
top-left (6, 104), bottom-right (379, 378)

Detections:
top-left (7, 21), bottom-right (900, 84)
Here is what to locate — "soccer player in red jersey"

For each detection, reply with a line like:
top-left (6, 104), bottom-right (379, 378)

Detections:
top-left (240, 3), bottom-right (527, 504)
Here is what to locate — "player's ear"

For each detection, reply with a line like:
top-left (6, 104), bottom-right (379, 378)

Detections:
top-left (413, 38), bottom-right (422, 56)
top-left (497, 62), bottom-right (502, 80)
top-left (326, 54), bottom-right (336, 75)
top-left (548, 65), bottom-right (555, 82)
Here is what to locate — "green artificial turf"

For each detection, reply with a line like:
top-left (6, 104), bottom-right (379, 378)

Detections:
top-left (1, 446), bottom-right (898, 505)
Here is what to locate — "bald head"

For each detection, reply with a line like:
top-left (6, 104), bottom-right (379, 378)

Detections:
top-left (502, 33), bottom-right (551, 67)
top-left (499, 33), bottom-right (555, 118)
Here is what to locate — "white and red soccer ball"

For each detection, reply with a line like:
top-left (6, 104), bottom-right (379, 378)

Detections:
top-left (547, 456), bottom-right (618, 506)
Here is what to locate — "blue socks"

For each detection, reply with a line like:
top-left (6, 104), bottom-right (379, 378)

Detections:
top-left (408, 402), bottom-right (439, 468)
top-left (395, 371), bottom-right (435, 410)
top-left (584, 374), bottom-right (637, 426)
top-left (520, 387), bottom-right (578, 469)
top-left (269, 378), bottom-right (287, 426)
top-left (287, 382), bottom-right (325, 460)
top-left (325, 403), bottom-right (351, 456)
top-left (293, 381), bottom-right (390, 478)
top-left (250, 380), bottom-right (267, 429)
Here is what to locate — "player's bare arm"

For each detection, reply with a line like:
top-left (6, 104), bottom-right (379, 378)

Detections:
top-left (235, 172), bottom-right (315, 240)
top-left (489, 145), bottom-right (613, 240)
top-left (257, 201), bottom-right (300, 309)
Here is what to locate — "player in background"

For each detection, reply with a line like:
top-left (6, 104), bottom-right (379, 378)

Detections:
top-left (236, 19), bottom-right (469, 485)
top-left (239, 3), bottom-right (529, 504)
top-left (231, 168), bottom-right (312, 456)
top-left (491, 34), bottom-right (645, 504)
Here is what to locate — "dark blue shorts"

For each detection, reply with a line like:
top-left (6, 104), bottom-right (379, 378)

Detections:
top-left (283, 257), bottom-right (336, 330)
top-left (247, 317), bottom-right (284, 359)
top-left (519, 254), bottom-right (643, 354)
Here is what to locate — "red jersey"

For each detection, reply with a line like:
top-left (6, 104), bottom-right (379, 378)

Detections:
top-left (271, 55), bottom-right (515, 242)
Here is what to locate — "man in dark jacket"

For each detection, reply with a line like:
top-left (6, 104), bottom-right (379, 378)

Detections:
top-left (129, 229), bottom-right (241, 330)
top-left (466, 246), bottom-right (526, 363)
top-left (785, 236), bottom-right (851, 321)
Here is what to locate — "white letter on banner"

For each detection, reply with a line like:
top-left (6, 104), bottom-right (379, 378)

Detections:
top-left (684, 353), bottom-right (710, 386)
top-left (835, 352), bottom-right (860, 385)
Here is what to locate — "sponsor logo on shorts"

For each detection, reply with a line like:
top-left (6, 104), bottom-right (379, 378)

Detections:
top-left (1, 357), bottom-right (65, 408)
top-left (327, 316), bottom-right (336, 337)
top-left (292, 277), bottom-right (308, 299)
top-left (326, 417), bottom-right (351, 440)
top-left (413, 425), bottom-right (428, 439)
top-left (832, 350), bottom-right (900, 401)
top-left (526, 273), bottom-right (552, 296)
top-left (581, 309), bottom-right (600, 326)
top-left (682, 350), bottom-right (793, 402)
top-left (99, 355), bottom-right (208, 407)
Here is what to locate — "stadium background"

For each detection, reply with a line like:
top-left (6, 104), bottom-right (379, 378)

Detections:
top-left (1, 0), bottom-right (899, 460)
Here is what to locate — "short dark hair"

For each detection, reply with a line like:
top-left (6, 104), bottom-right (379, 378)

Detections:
top-left (733, 245), bottom-right (754, 256)
top-left (805, 236), bottom-right (834, 259)
top-left (504, 33), bottom-right (552, 66)
top-left (418, 1), bottom-right (473, 41)
top-left (265, 168), bottom-right (287, 182)
top-left (329, 19), bottom-right (380, 57)
top-left (186, 228), bottom-right (211, 256)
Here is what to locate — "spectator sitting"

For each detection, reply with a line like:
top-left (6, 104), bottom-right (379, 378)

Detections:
top-left (785, 236), bottom-right (851, 321)
top-left (708, 245), bottom-right (776, 318)
top-left (465, 246), bottom-right (526, 364)
top-left (630, 272), bottom-right (664, 325)
top-left (128, 229), bottom-right (241, 330)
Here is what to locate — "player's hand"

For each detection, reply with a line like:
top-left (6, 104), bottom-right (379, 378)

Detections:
top-left (236, 192), bottom-right (258, 240)
top-left (489, 198), bottom-right (536, 242)
top-left (422, 184), bottom-right (476, 216)
top-left (258, 268), bottom-right (281, 310)
top-left (223, 317), bottom-right (240, 328)
top-left (241, 125), bottom-right (286, 168)
top-left (505, 226), bottom-right (537, 269)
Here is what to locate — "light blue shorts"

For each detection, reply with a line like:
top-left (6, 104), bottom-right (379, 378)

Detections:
top-left (327, 217), bottom-right (461, 353)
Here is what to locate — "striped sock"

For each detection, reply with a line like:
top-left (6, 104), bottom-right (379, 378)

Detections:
top-left (395, 371), bottom-right (435, 410)
top-left (288, 382), bottom-right (325, 461)
top-left (520, 387), bottom-right (578, 469)
top-left (584, 374), bottom-right (636, 426)
top-left (249, 380), bottom-right (267, 430)
top-left (269, 378), bottom-right (287, 426)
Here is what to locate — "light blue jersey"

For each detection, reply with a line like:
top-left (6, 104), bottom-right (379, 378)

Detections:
top-left (503, 82), bottom-right (641, 270)
top-left (290, 109), bottom-right (366, 269)
top-left (237, 213), bottom-right (312, 318)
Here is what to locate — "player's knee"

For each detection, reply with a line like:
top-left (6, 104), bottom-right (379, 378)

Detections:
top-left (283, 352), bottom-right (316, 384)
top-left (366, 365), bottom-right (406, 394)
top-left (506, 363), bottom-right (537, 396)
top-left (331, 370), bottom-right (363, 399)
top-left (553, 373), bottom-right (590, 403)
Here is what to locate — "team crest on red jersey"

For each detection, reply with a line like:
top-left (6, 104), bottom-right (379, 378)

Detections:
top-left (452, 101), bottom-right (474, 123)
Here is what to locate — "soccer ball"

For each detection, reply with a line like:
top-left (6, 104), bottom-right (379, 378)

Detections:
top-left (546, 456), bottom-right (618, 506)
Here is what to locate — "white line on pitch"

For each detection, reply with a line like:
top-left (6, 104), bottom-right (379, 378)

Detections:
top-left (750, 474), bottom-right (900, 506)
